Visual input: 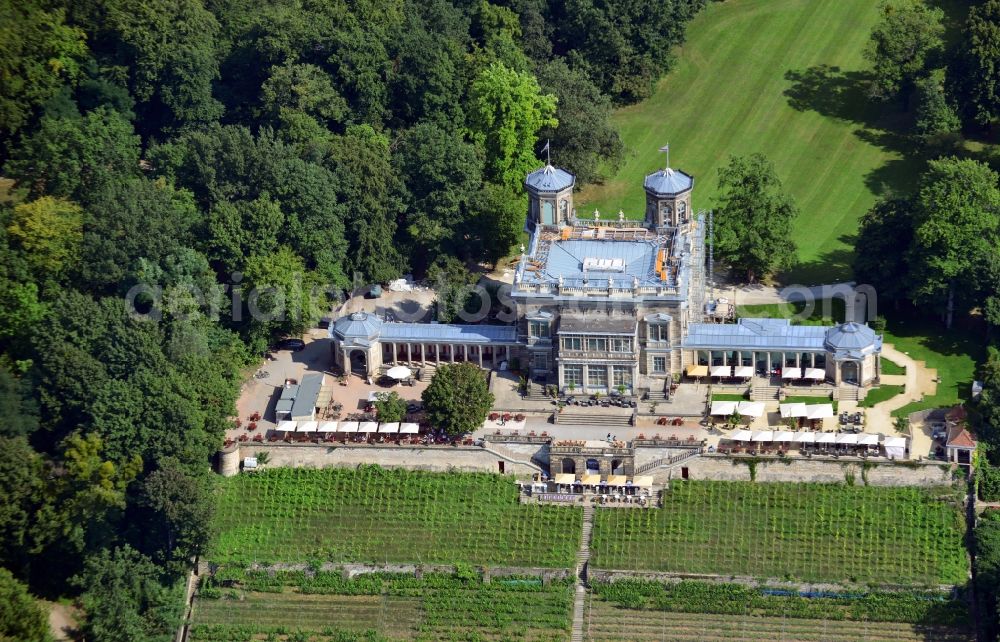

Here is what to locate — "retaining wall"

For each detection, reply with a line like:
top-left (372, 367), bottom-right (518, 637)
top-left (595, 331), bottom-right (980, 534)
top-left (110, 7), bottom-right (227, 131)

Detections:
top-left (235, 443), bottom-right (536, 475)
top-left (659, 454), bottom-right (953, 486)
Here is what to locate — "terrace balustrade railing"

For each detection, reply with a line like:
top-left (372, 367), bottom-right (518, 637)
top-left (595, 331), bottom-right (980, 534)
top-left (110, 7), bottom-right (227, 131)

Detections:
top-left (549, 444), bottom-right (632, 456)
top-left (558, 349), bottom-right (639, 363)
top-left (635, 447), bottom-right (702, 474)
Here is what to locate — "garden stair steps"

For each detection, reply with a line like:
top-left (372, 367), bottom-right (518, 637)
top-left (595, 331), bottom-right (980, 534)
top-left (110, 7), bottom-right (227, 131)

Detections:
top-left (635, 447), bottom-right (701, 474)
top-left (556, 407), bottom-right (633, 427)
top-left (522, 381), bottom-right (551, 401)
top-left (571, 505), bottom-right (594, 642)
top-left (481, 441), bottom-right (545, 473)
top-left (752, 384), bottom-right (780, 401)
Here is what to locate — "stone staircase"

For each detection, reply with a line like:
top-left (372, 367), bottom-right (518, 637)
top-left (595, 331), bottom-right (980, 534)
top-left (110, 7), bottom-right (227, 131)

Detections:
top-left (752, 384), bottom-right (780, 401)
top-left (645, 384), bottom-right (668, 401)
top-left (481, 442), bottom-right (544, 473)
top-left (635, 447), bottom-right (701, 474)
top-left (415, 365), bottom-right (436, 381)
top-left (555, 407), bottom-right (633, 427)
top-left (571, 504), bottom-right (594, 642)
top-left (837, 385), bottom-right (861, 402)
top-left (523, 381), bottom-right (551, 402)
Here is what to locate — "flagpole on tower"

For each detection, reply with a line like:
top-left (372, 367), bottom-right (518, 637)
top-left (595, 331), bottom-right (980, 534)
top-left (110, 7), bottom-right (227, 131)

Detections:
top-left (544, 139), bottom-right (551, 165)
top-left (659, 143), bottom-right (670, 169)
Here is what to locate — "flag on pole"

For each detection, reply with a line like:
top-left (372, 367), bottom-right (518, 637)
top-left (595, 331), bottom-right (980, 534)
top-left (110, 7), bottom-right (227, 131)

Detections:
top-left (541, 140), bottom-right (550, 154)
top-left (658, 144), bottom-right (669, 153)
top-left (541, 139), bottom-right (551, 165)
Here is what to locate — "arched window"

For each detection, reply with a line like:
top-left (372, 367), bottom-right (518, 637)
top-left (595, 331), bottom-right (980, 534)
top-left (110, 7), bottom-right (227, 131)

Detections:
top-left (559, 199), bottom-right (569, 221)
top-left (542, 201), bottom-right (554, 224)
top-left (660, 203), bottom-right (672, 224)
top-left (561, 458), bottom-right (576, 474)
top-left (678, 201), bottom-right (687, 221)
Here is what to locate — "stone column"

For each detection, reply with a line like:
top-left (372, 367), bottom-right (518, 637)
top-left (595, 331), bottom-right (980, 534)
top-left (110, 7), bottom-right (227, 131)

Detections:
top-left (478, 346), bottom-right (483, 367)
top-left (505, 346), bottom-right (511, 362)
top-left (558, 363), bottom-right (565, 389)
top-left (407, 343), bottom-right (412, 364)
top-left (450, 344), bottom-right (456, 362)
top-left (607, 365), bottom-right (614, 392)
top-left (463, 344), bottom-right (468, 362)
top-left (435, 344), bottom-right (440, 363)
top-left (582, 364), bottom-right (589, 392)
top-left (391, 342), bottom-right (397, 365)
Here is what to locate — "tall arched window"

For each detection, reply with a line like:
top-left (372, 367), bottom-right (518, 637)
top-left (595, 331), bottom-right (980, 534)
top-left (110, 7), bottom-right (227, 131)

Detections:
top-left (678, 201), bottom-right (687, 222)
top-left (659, 203), bottom-right (672, 225)
top-left (559, 199), bottom-right (569, 221)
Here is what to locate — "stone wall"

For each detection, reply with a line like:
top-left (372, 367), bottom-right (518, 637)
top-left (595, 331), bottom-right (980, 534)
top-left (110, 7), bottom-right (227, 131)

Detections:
top-left (655, 454), bottom-right (953, 486)
top-left (237, 443), bottom-right (537, 476)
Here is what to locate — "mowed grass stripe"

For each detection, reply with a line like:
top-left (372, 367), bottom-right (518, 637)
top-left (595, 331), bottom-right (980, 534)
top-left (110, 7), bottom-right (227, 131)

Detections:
top-left (580, 0), bottom-right (894, 282)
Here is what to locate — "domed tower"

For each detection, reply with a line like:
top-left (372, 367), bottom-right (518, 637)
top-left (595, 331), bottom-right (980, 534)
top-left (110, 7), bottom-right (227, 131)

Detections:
top-left (644, 166), bottom-right (694, 228)
top-left (525, 165), bottom-right (575, 229)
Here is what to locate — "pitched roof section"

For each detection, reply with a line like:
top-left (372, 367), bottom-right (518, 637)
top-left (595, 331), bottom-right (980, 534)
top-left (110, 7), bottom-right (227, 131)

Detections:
top-left (683, 318), bottom-right (828, 351)
top-left (525, 165), bottom-right (575, 193)
top-left (379, 323), bottom-right (518, 344)
top-left (332, 312), bottom-right (383, 339)
top-left (947, 424), bottom-right (977, 449)
top-left (823, 322), bottom-right (880, 355)
top-left (559, 314), bottom-right (637, 335)
top-left (644, 167), bottom-right (693, 196)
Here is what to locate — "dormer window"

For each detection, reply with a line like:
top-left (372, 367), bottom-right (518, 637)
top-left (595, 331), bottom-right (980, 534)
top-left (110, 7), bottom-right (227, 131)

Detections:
top-left (529, 320), bottom-right (550, 338)
top-left (649, 324), bottom-right (669, 342)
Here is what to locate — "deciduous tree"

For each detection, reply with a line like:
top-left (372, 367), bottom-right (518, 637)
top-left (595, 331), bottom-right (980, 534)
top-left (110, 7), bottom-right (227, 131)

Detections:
top-left (468, 62), bottom-right (557, 191)
top-left (713, 154), bottom-right (798, 283)
top-left (864, 0), bottom-right (944, 100)
top-left (422, 362), bottom-right (494, 437)
top-left (908, 157), bottom-right (1000, 327)
top-left (0, 568), bottom-right (49, 642)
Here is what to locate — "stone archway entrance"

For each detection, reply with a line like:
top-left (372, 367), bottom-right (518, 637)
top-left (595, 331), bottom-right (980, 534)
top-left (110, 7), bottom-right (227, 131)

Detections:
top-left (349, 349), bottom-right (368, 375)
top-left (561, 458), bottom-right (576, 475)
top-left (842, 361), bottom-right (859, 385)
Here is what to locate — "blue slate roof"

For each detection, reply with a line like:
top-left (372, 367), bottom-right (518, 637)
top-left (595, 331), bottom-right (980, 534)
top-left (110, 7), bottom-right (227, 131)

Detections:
top-left (644, 167), bottom-right (693, 195)
top-left (525, 238), bottom-right (660, 288)
top-left (380, 323), bottom-right (518, 344)
top-left (683, 318), bottom-right (828, 351)
top-left (332, 312), bottom-right (383, 339)
top-left (823, 322), bottom-right (881, 358)
top-left (525, 165), bottom-right (575, 192)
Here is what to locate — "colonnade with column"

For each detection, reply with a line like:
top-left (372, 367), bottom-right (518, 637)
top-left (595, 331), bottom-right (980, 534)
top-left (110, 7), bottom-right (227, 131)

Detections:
top-left (380, 342), bottom-right (512, 369)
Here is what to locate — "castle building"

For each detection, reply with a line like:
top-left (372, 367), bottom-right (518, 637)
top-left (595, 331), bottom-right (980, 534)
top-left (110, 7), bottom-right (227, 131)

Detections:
top-left (330, 156), bottom-right (882, 396)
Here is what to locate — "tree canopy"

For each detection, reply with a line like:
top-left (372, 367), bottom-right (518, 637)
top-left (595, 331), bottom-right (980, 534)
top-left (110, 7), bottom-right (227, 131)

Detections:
top-left (422, 362), bottom-right (494, 436)
top-left (712, 154), bottom-right (798, 283)
top-left (864, 0), bottom-right (944, 100)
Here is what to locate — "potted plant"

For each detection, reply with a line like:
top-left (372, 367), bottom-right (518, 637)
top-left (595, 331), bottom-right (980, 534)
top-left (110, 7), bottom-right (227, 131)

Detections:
top-left (616, 384), bottom-right (627, 397)
top-left (567, 382), bottom-right (576, 395)
top-left (247, 422), bottom-right (258, 432)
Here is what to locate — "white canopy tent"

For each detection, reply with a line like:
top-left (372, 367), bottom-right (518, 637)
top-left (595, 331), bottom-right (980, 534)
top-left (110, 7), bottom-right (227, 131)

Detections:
top-left (632, 476), bottom-right (654, 488)
top-left (780, 403), bottom-right (808, 418)
top-left (751, 430), bottom-right (774, 442)
top-left (804, 368), bottom-right (826, 380)
top-left (338, 421), bottom-right (359, 433)
top-left (378, 422), bottom-right (399, 434)
top-left (816, 432), bottom-right (836, 444)
top-left (386, 365), bottom-right (412, 380)
top-left (733, 366), bottom-right (754, 378)
top-left (730, 429), bottom-right (753, 442)
top-left (836, 433), bottom-right (859, 445)
top-left (400, 422), bottom-right (420, 434)
top-left (710, 400), bottom-right (738, 416)
top-left (774, 431), bottom-right (795, 442)
top-left (278, 420), bottom-right (297, 433)
top-left (858, 433), bottom-right (880, 446)
top-left (737, 401), bottom-right (766, 417)
top-left (794, 431), bottom-right (815, 443)
top-left (782, 368), bottom-right (803, 380)
top-left (806, 404), bottom-right (834, 420)
top-left (318, 421), bottom-right (338, 433)
top-left (359, 421), bottom-right (379, 433)
top-left (884, 436), bottom-right (907, 459)
top-left (710, 365), bottom-right (731, 378)
top-left (298, 421), bottom-right (318, 433)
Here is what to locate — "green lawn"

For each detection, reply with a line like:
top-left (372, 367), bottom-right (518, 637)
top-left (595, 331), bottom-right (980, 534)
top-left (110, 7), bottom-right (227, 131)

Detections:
top-left (882, 312), bottom-right (984, 417)
top-left (861, 384), bottom-right (904, 408)
top-left (210, 467), bottom-right (581, 568)
top-left (578, 0), bottom-right (928, 283)
top-left (711, 393), bottom-right (747, 401)
top-left (590, 481), bottom-right (967, 585)
top-left (881, 358), bottom-right (907, 376)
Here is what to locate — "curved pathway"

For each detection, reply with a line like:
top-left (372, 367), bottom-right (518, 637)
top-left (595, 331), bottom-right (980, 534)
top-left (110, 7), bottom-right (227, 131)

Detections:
top-left (865, 344), bottom-right (938, 455)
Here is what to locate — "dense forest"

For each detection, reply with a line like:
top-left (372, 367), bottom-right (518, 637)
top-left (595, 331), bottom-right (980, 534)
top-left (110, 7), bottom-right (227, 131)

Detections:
top-left (0, 0), bottom-right (705, 638)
